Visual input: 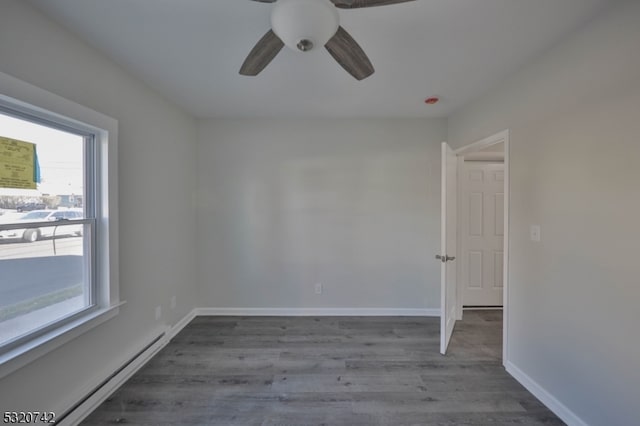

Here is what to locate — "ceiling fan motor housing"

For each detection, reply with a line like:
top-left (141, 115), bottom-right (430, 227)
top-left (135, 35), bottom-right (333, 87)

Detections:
top-left (271, 0), bottom-right (339, 52)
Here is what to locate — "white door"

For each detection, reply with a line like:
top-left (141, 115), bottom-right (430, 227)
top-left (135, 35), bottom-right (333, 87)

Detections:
top-left (440, 142), bottom-right (458, 355)
top-left (459, 162), bottom-right (504, 306)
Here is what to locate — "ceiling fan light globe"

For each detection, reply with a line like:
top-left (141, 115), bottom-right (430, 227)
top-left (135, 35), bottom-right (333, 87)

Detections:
top-left (271, 0), bottom-right (339, 52)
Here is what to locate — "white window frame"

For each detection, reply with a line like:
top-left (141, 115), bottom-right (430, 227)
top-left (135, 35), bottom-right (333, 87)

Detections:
top-left (0, 71), bottom-right (121, 379)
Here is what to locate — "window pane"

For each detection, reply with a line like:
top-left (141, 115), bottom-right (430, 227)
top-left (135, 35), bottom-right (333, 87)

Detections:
top-left (0, 112), bottom-right (92, 350)
top-left (0, 223), bottom-right (91, 347)
top-left (0, 112), bottom-right (85, 218)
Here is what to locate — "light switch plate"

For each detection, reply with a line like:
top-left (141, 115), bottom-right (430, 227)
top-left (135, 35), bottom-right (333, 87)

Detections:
top-left (530, 225), bottom-right (541, 242)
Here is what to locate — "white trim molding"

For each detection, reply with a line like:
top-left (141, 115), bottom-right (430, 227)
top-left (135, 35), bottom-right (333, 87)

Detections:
top-left (0, 303), bottom-right (123, 380)
top-left (454, 129), bottom-right (509, 156)
top-left (0, 70), bottom-right (121, 378)
top-left (195, 307), bottom-right (441, 317)
top-left (506, 361), bottom-right (588, 426)
top-left (166, 309), bottom-right (197, 341)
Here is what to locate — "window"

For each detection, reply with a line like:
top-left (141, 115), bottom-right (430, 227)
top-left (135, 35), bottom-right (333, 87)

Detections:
top-left (0, 72), bottom-right (119, 376)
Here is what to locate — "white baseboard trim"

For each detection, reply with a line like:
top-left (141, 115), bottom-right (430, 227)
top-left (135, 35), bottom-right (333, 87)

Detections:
top-left (58, 309), bottom-right (197, 426)
top-left (166, 309), bottom-right (197, 341)
top-left (195, 307), bottom-right (441, 317)
top-left (505, 361), bottom-right (588, 426)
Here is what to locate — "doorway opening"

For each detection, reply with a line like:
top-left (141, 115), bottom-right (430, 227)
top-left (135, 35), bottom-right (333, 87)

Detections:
top-left (457, 143), bottom-right (505, 311)
top-left (440, 130), bottom-right (509, 363)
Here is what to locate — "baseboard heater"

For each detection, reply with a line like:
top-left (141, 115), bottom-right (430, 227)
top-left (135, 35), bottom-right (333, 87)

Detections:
top-left (55, 332), bottom-right (167, 426)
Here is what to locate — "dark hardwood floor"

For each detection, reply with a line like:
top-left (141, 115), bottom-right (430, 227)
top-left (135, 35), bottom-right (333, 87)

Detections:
top-left (82, 310), bottom-right (563, 425)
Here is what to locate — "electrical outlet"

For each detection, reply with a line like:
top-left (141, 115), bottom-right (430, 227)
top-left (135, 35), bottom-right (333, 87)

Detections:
top-left (170, 296), bottom-right (176, 310)
top-left (155, 305), bottom-right (162, 320)
top-left (315, 282), bottom-right (323, 295)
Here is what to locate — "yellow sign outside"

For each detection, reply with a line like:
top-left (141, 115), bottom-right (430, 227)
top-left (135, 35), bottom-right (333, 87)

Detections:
top-left (0, 136), bottom-right (37, 189)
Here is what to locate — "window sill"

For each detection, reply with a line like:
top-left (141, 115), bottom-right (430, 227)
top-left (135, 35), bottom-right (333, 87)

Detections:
top-left (0, 301), bottom-right (125, 380)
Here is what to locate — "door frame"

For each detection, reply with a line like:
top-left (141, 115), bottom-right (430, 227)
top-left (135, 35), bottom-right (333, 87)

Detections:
top-left (448, 129), bottom-right (510, 363)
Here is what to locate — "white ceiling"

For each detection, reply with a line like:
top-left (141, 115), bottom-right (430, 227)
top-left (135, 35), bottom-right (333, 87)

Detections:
top-left (29, 0), bottom-right (613, 118)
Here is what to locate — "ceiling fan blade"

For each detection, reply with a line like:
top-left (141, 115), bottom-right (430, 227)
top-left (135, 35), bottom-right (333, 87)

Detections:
top-left (325, 26), bottom-right (374, 80)
top-left (331, 0), bottom-right (416, 9)
top-left (239, 29), bottom-right (285, 76)
top-left (249, 0), bottom-right (277, 3)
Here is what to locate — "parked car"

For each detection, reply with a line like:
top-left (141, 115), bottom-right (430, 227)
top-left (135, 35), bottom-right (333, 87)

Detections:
top-left (16, 202), bottom-right (47, 212)
top-left (0, 209), bottom-right (83, 242)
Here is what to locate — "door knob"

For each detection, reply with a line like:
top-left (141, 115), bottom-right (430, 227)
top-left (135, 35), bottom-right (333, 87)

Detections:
top-left (435, 255), bottom-right (456, 263)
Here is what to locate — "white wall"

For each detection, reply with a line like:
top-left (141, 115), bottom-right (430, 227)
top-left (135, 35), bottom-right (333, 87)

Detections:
top-left (0, 0), bottom-right (197, 414)
top-left (448, 1), bottom-right (640, 425)
top-left (197, 119), bottom-right (446, 311)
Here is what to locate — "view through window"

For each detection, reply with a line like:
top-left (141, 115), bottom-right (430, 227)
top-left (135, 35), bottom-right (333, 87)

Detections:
top-left (0, 111), bottom-right (95, 350)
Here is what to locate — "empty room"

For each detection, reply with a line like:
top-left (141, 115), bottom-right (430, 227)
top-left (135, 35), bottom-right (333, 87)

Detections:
top-left (0, 0), bottom-right (638, 425)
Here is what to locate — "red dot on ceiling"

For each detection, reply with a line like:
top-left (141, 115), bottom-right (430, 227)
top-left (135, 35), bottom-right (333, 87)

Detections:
top-left (425, 97), bottom-right (440, 105)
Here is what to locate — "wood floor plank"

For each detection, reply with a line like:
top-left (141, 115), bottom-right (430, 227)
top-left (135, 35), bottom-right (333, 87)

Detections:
top-left (82, 311), bottom-right (564, 425)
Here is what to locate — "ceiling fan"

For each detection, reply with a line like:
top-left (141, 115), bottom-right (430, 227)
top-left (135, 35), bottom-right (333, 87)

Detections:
top-left (240, 0), bottom-right (416, 81)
